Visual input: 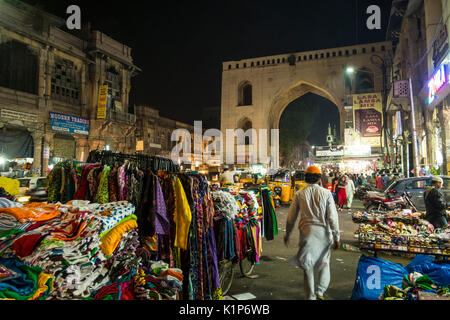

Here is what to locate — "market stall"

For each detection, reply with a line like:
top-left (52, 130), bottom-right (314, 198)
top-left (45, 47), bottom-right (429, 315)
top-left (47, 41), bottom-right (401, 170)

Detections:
top-left (210, 184), bottom-right (277, 293)
top-left (0, 150), bottom-right (224, 300)
top-left (352, 209), bottom-right (450, 256)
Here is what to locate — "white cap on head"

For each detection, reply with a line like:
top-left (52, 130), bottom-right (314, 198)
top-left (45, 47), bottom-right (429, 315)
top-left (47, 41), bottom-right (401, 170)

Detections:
top-left (432, 176), bottom-right (443, 184)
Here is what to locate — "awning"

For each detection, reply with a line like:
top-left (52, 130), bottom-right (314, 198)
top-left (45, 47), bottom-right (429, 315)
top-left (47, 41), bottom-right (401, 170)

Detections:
top-left (0, 127), bottom-right (34, 159)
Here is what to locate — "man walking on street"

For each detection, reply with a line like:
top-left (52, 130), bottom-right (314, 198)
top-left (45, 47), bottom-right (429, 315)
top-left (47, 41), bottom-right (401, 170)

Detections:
top-left (284, 165), bottom-right (340, 300)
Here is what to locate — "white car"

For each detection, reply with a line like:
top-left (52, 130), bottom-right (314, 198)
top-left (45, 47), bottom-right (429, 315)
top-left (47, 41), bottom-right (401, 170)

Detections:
top-left (16, 177), bottom-right (48, 203)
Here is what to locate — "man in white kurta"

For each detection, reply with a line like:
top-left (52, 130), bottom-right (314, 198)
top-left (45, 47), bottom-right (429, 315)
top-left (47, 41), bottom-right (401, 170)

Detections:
top-left (345, 175), bottom-right (356, 209)
top-left (284, 165), bottom-right (340, 300)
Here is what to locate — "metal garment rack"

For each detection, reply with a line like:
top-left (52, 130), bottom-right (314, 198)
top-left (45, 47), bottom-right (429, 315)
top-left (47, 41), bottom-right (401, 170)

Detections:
top-left (86, 150), bottom-right (180, 173)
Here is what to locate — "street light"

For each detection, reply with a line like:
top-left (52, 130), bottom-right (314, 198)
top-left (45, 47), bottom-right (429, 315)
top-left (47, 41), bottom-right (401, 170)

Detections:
top-left (346, 66), bottom-right (355, 74)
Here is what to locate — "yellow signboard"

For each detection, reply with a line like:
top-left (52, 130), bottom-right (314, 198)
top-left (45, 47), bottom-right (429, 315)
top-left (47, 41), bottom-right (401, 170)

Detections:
top-left (97, 85), bottom-right (108, 119)
top-left (353, 92), bottom-right (384, 147)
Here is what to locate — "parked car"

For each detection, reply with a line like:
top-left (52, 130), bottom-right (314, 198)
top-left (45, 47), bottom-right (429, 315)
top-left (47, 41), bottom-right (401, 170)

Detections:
top-left (16, 177), bottom-right (48, 204)
top-left (382, 176), bottom-right (450, 211)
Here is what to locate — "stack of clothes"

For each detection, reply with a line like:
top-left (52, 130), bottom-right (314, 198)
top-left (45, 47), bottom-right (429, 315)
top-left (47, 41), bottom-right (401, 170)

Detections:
top-left (0, 201), bottom-right (183, 300)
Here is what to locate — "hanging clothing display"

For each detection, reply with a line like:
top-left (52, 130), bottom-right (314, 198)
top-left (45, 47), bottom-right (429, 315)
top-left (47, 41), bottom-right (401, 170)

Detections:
top-left (211, 185), bottom-right (278, 266)
top-left (8, 151), bottom-right (222, 300)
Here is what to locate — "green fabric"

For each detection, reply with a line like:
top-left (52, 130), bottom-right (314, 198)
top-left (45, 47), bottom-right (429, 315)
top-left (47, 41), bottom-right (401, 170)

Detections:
top-left (270, 198), bottom-right (278, 236)
top-left (95, 165), bottom-right (111, 204)
top-left (99, 214), bottom-right (137, 238)
top-left (0, 263), bottom-right (42, 300)
top-left (0, 228), bottom-right (23, 239)
top-left (383, 285), bottom-right (407, 298)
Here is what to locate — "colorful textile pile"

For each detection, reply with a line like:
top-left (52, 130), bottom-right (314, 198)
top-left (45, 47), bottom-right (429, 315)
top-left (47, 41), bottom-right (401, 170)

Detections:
top-left (47, 160), bottom-right (223, 300)
top-left (381, 272), bottom-right (450, 300)
top-left (0, 201), bottom-right (183, 300)
top-left (0, 188), bottom-right (15, 201)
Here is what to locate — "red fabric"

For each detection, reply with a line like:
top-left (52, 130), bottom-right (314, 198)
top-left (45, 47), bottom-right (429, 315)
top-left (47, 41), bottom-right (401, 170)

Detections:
top-left (376, 177), bottom-right (383, 189)
top-left (13, 234), bottom-right (43, 257)
top-left (120, 281), bottom-right (135, 300)
top-left (337, 188), bottom-right (347, 206)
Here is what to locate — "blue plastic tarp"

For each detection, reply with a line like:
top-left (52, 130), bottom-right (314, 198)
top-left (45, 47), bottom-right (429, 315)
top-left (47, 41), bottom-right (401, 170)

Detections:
top-left (351, 255), bottom-right (408, 300)
top-left (405, 255), bottom-right (450, 287)
top-left (352, 254), bottom-right (450, 300)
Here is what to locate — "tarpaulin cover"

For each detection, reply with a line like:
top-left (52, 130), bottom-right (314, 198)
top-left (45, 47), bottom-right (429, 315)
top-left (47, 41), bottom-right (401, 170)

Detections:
top-left (351, 255), bottom-right (408, 300)
top-left (405, 255), bottom-right (450, 287)
top-left (0, 127), bottom-right (33, 159)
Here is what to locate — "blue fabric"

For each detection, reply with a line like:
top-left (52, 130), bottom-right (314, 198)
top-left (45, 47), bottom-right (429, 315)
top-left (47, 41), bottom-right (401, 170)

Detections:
top-left (0, 257), bottom-right (38, 297)
top-left (405, 255), bottom-right (450, 287)
top-left (351, 255), bottom-right (408, 300)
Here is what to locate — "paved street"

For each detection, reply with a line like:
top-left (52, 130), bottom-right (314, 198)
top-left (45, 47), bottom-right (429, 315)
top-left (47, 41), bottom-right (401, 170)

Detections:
top-left (226, 199), bottom-right (414, 300)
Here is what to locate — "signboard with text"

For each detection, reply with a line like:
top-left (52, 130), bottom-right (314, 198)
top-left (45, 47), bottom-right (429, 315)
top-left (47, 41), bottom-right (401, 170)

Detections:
top-left (353, 93), bottom-right (383, 138)
top-left (315, 145), bottom-right (344, 157)
top-left (97, 85), bottom-right (108, 119)
top-left (49, 112), bottom-right (89, 135)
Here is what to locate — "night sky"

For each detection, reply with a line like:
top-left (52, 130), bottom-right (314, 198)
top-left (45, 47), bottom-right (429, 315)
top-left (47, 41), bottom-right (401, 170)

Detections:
top-left (24, 0), bottom-right (392, 131)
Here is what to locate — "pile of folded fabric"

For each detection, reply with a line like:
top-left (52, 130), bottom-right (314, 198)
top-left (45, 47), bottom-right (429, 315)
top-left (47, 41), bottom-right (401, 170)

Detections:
top-left (0, 201), bottom-right (183, 300)
top-left (0, 188), bottom-right (15, 202)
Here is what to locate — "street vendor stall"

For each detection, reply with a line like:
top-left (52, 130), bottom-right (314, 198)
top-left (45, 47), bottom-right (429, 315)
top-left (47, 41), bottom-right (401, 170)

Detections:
top-left (211, 184), bottom-right (278, 294)
top-left (352, 209), bottom-right (450, 257)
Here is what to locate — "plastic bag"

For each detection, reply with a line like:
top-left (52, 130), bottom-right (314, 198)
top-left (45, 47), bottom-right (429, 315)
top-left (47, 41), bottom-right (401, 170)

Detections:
top-left (405, 255), bottom-right (450, 287)
top-left (351, 255), bottom-right (408, 300)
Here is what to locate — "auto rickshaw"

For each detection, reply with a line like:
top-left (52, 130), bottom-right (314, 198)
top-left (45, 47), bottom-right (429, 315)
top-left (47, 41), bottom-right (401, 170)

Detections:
top-left (238, 171), bottom-right (265, 188)
top-left (267, 169), bottom-right (292, 207)
top-left (293, 170), bottom-right (307, 192)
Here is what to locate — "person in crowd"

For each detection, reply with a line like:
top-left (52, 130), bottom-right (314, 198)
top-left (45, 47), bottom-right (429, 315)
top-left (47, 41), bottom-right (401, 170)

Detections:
top-left (424, 176), bottom-right (449, 229)
top-left (382, 173), bottom-right (389, 188)
top-left (357, 174), bottom-right (363, 187)
top-left (375, 174), bottom-right (383, 189)
top-left (336, 175), bottom-right (348, 211)
top-left (345, 175), bottom-right (356, 210)
top-left (284, 165), bottom-right (340, 300)
top-left (331, 172), bottom-right (340, 203)
top-left (219, 166), bottom-right (235, 184)
top-left (354, 174), bottom-right (359, 188)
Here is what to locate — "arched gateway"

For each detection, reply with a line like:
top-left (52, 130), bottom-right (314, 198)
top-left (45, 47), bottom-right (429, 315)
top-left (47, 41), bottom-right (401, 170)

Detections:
top-left (220, 41), bottom-right (391, 169)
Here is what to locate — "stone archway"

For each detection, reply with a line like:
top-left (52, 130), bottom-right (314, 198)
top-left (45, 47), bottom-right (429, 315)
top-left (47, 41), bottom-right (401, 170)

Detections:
top-left (266, 81), bottom-right (344, 169)
top-left (268, 81), bottom-right (344, 136)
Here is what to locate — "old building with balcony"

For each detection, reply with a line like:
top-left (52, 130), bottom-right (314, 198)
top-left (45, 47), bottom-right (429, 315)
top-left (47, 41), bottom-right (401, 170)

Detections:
top-left (386, 0), bottom-right (450, 176)
top-left (0, 0), bottom-right (139, 175)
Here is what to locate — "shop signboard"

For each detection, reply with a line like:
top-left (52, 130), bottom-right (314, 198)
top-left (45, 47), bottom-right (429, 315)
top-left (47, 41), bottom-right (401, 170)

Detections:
top-left (1, 109), bottom-right (37, 122)
top-left (43, 146), bottom-right (50, 159)
top-left (353, 93), bottom-right (383, 138)
top-left (433, 24), bottom-right (448, 67)
top-left (315, 145), bottom-right (344, 157)
top-left (97, 85), bottom-right (108, 119)
top-left (136, 140), bottom-right (144, 151)
top-left (427, 63), bottom-right (448, 104)
top-left (344, 145), bottom-right (371, 157)
top-left (49, 112), bottom-right (89, 136)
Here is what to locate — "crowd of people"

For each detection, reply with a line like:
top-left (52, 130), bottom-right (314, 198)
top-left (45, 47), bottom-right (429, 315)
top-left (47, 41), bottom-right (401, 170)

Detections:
top-left (321, 170), bottom-right (401, 211)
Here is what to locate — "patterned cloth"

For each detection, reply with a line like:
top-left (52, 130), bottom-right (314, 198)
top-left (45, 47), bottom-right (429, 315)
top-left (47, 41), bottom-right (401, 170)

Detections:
top-left (93, 201), bottom-right (136, 235)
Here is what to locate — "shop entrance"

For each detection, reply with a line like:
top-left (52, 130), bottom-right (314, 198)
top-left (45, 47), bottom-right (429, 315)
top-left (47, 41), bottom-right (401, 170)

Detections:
top-left (0, 125), bottom-right (34, 177)
top-left (51, 134), bottom-right (76, 168)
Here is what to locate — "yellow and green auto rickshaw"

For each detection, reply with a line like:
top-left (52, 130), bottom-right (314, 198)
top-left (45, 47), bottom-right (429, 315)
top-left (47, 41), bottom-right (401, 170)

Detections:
top-left (239, 171), bottom-right (265, 188)
top-left (293, 170), bottom-right (307, 192)
top-left (267, 169), bottom-right (292, 207)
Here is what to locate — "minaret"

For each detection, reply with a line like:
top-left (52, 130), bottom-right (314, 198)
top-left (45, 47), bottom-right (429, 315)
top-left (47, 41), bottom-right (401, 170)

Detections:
top-left (326, 123), bottom-right (333, 147)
